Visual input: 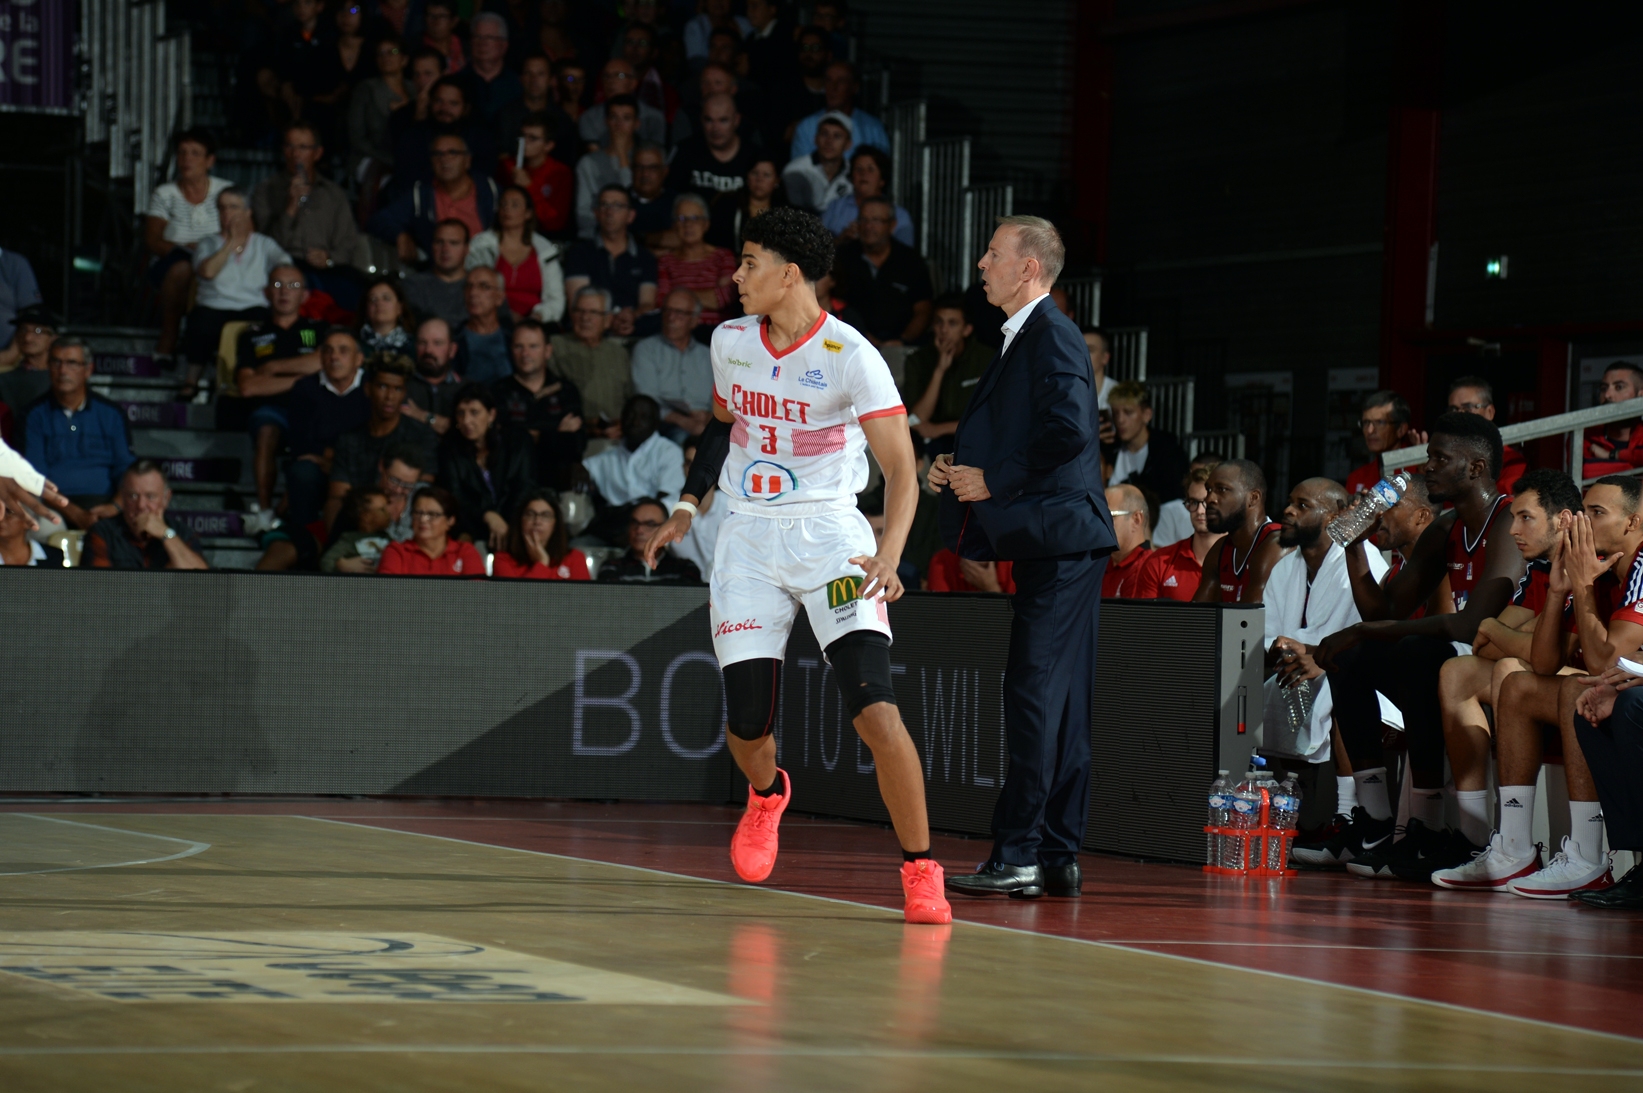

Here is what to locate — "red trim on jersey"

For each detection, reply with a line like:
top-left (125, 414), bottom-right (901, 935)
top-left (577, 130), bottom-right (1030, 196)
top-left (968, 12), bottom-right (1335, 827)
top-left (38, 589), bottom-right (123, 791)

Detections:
top-left (713, 387), bottom-right (727, 407)
top-left (858, 405), bottom-right (908, 423)
top-left (791, 424), bottom-right (847, 455)
top-left (759, 309), bottom-right (829, 359)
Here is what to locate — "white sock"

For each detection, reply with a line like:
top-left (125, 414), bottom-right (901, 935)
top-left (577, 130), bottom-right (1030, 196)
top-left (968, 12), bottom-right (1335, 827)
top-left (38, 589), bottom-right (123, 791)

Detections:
top-left (1353, 767), bottom-right (1392, 821)
top-left (1498, 785), bottom-right (1537, 859)
top-left (1412, 787), bottom-right (1445, 830)
top-left (1568, 801), bottom-right (1606, 866)
top-left (1456, 789), bottom-right (1491, 846)
top-left (1336, 775), bottom-right (1358, 814)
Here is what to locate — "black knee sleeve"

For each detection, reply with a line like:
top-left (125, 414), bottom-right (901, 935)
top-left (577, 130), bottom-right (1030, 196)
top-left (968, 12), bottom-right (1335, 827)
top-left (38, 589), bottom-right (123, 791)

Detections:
top-left (825, 631), bottom-right (898, 718)
top-left (723, 657), bottom-right (782, 740)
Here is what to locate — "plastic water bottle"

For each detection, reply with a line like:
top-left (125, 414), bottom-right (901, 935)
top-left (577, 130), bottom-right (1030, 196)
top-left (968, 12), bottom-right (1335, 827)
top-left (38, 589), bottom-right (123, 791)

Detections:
top-left (1328, 472), bottom-right (1412, 546)
top-left (1282, 676), bottom-right (1317, 733)
top-left (1206, 771), bottom-right (1232, 866)
top-left (1226, 772), bottom-right (1263, 870)
top-left (1267, 774), bottom-right (1303, 871)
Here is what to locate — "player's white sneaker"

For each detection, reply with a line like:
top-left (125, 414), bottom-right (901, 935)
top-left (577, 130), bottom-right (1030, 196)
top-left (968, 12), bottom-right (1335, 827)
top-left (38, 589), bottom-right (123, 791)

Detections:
top-left (1430, 833), bottom-right (1541, 891)
top-left (1506, 838), bottom-right (1613, 900)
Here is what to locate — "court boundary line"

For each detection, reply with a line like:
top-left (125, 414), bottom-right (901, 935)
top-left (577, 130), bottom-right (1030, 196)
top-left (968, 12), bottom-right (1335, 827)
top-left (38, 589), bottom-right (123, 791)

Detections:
top-left (0, 814), bottom-right (210, 877)
top-left (298, 814), bottom-right (1643, 1046)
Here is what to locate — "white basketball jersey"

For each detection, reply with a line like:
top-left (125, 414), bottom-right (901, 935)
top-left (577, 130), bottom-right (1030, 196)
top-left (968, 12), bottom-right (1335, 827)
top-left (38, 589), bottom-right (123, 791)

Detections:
top-left (711, 312), bottom-right (905, 517)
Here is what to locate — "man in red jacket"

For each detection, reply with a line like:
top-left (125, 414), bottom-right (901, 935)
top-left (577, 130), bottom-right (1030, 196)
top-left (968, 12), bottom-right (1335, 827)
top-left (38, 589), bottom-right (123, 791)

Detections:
top-left (1583, 361), bottom-right (1643, 479)
top-left (1447, 376), bottom-right (1526, 494)
top-left (1102, 482), bottom-right (1154, 598)
top-left (1346, 390), bottom-right (1420, 496)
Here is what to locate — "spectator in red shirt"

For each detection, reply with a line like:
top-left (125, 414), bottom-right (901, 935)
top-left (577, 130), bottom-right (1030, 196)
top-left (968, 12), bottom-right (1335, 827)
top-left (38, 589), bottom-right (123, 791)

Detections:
top-left (1346, 390), bottom-right (1421, 496)
top-left (377, 486), bottom-right (485, 575)
top-left (1447, 375), bottom-right (1527, 494)
top-left (492, 489), bottom-right (592, 579)
top-left (1102, 482), bottom-right (1154, 598)
top-left (500, 114), bottom-right (573, 236)
top-left (1136, 464), bottom-right (1224, 600)
top-left (1583, 361), bottom-right (1643, 478)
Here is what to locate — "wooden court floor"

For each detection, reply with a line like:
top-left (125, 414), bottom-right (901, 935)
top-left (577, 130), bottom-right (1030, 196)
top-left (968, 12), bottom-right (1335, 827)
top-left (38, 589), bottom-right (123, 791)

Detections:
top-left (0, 803), bottom-right (1641, 1091)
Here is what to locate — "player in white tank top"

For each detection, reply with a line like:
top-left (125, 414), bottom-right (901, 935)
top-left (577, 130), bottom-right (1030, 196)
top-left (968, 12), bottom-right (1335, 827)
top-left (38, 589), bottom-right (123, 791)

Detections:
top-left (643, 208), bottom-right (950, 924)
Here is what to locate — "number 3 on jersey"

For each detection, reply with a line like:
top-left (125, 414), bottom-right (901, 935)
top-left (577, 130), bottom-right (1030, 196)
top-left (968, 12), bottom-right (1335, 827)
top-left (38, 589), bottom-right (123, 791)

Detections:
top-left (758, 424), bottom-right (779, 454)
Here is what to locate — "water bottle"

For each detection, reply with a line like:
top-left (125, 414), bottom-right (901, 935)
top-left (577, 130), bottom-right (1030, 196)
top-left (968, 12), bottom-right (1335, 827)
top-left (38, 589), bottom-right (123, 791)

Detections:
top-left (1328, 472), bottom-right (1412, 546)
top-left (1206, 770), bottom-right (1232, 866)
top-left (1268, 774), bottom-right (1303, 871)
top-left (1225, 772), bottom-right (1263, 870)
top-left (1282, 676), bottom-right (1317, 733)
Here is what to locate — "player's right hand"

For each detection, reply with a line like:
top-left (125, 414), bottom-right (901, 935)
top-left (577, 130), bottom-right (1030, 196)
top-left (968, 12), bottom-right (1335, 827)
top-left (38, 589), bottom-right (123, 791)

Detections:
top-left (642, 510), bottom-right (691, 568)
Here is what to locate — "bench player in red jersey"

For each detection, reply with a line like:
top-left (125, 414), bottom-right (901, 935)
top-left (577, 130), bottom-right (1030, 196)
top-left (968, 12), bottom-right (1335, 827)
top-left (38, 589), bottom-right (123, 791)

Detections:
top-left (1313, 413), bottom-right (1526, 875)
top-left (1192, 459), bottom-right (1286, 605)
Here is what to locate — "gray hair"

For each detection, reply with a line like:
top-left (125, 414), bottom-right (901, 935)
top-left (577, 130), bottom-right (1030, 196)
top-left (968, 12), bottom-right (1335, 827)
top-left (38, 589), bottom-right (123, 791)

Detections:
top-left (218, 186), bottom-right (249, 207)
top-left (634, 140), bottom-right (667, 161)
top-left (575, 285), bottom-right (613, 313)
top-left (665, 287), bottom-right (702, 315)
top-left (671, 192), bottom-right (710, 219)
top-left (49, 335), bottom-right (89, 361)
top-left (996, 214), bottom-right (1065, 285)
top-left (471, 12), bottom-right (508, 38)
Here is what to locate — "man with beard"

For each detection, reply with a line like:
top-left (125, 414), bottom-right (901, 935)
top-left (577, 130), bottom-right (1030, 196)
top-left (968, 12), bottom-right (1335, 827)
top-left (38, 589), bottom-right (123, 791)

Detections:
top-left (403, 317), bottom-right (464, 436)
top-left (1262, 478), bottom-right (1377, 761)
top-left (1313, 413), bottom-right (1525, 873)
top-left (1193, 458), bottom-right (1286, 604)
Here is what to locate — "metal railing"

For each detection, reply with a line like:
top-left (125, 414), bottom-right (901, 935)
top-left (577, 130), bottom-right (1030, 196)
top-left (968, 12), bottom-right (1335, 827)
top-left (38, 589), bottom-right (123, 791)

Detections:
top-left (1107, 326), bottom-right (1150, 382)
top-left (961, 184), bottom-right (1013, 290)
top-left (82, 0), bottom-right (191, 214)
top-left (1382, 399), bottom-right (1643, 485)
top-left (882, 100), bottom-right (927, 215)
top-left (1147, 376), bottom-right (1194, 441)
top-left (920, 138), bottom-right (971, 292)
top-left (1058, 276), bottom-right (1102, 328)
top-left (1185, 430), bottom-right (1247, 460)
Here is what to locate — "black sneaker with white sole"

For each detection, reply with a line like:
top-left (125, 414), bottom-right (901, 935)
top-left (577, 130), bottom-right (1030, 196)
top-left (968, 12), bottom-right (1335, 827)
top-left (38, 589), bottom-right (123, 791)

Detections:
top-left (1347, 817), bottom-right (1448, 879)
top-left (1390, 827), bottom-right (1484, 884)
top-left (1290, 806), bottom-right (1395, 869)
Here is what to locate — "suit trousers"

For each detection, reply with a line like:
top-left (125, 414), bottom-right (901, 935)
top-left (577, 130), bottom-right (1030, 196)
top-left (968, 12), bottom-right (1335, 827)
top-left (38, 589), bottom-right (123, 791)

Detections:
top-left (1576, 689), bottom-right (1643, 851)
top-left (991, 550), bottom-right (1107, 867)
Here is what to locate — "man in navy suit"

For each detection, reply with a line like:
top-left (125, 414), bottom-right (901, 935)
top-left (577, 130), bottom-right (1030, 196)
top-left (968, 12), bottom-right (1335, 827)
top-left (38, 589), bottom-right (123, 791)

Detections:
top-left (930, 216), bottom-right (1117, 899)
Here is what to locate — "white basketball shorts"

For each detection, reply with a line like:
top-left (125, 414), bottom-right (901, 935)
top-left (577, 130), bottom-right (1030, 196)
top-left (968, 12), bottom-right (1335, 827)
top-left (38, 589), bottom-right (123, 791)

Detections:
top-left (709, 508), bottom-right (893, 667)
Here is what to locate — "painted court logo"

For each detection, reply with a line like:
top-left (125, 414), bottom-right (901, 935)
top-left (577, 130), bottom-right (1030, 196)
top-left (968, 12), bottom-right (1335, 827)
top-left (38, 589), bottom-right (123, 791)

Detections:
top-left (827, 575), bottom-right (863, 610)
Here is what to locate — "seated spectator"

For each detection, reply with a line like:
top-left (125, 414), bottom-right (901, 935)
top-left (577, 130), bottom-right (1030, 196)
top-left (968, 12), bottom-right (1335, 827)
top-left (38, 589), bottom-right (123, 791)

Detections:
top-left (574, 95), bottom-right (640, 240)
top-left (598, 497), bottom-right (702, 583)
top-left (1346, 389), bottom-right (1418, 495)
top-left (684, 0), bottom-right (750, 69)
top-left (550, 57), bottom-right (589, 147)
top-left (251, 122), bottom-right (363, 310)
top-left (656, 195), bottom-right (737, 327)
top-left (497, 55), bottom-right (578, 171)
top-left (467, 187), bottom-right (567, 324)
top-left (404, 316), bottom-right (464, 435)
top-left (783, 111), bottom-right (854, 214)
top-left (1583, 361), bottom-right (1643, 478)
top-left (438, 383), bottom-right (535, 549)
top-left (499, 113), bottom-right (574, 238)
top-left (402, 219), bottom-right (472, 329)
top-left (371, 132), bottom-right (501, 264)
top-left (24, 338), bottom-right (132, 529)
top-left (327, 355), bottom-right (440, 525)
top-left (84, 460), bottom-right (209, 569)
top-left (0, 304), bottom-right (58, 419)
top-left (769, 25), bottom-right (831, 145)
top-left (272, 0), bottom-right (342, 135)
top-left (187, 189), bottom-right (293, 399)
top-left (143, 128), bottom-right (232, 364)
top-left (1447, 375), bottom-right (1527, 494)
top-left (1085, 325), bottom-right (1119, 411)
top-left (455, 13), bottom-right (522, 123)
top-left (578, 59), bottom-right (668, 151)
top-left (789, 61), bottom-right (889, 161)
top-left (378, 486), bottom-right (486, 575)
top-left (234, 269), bottom-right (327, 531)
top-left (320, 487), bottom-right (396, 574)
top-left (630, 142), bottom-right (678, 250)
top-left (668, 437), bottom-right (728, 580)
top-left (499, 320), bottom-right (585, 486)
top-left (813, 1), bottom-right (852, 60)
top-left (493, 489), bottom-right (591, 579)
top-left (551, 288), bottom-right (634, 433)
top-left (282, 327), bottom-right (369, 530)
top-left (386, 46), bottom-right (446, 151)
top-left (1104, 380), bottom-right (1190, 502)
top-left (0, 247), bottom-right (42, 351)
top-left (1137, 464), bottom-right (1225, 600)
top-left (0, 496), bottom-right (63, 566)
top-left (563, 186), bottom-right (659, 337)
top-left (359, 277), bottom-right (415, 358)
top-left (832, 197), bottom-right (933, 347)
top-left (681, 62), bottom-right (762, 148)
top-left (926, 547), bottom-right (1015, 594)
top-left (1152, 452), bottom-right (1224, 548)
top-left (901, 294), bottom-right (992, 459)
top-left (669, 93), bottom-right (759, 202)
top-left (620, 21), bottom-right (678, 126)
top-left (632, 291), bottom-right (714, 444)
top-left (821, 146), bottom-right (912, 246)
top-left (1102, 483), bottom-right (1155, 597)
top-left (346, 35), bottom-right (410, 224)
top-left (585, 395), bottom-right (685, 518)
top-left (455, 267), bottom-right (514, 385)
top-left (419, 0), bottom-right (465, 71)
top-left (707, 158), bottom-right (787, 251)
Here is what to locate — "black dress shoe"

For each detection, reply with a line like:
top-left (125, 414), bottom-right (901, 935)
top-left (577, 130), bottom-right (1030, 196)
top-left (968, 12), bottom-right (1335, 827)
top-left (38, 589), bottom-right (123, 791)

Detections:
top-left (945, 862), bottom-right (1045, 899)
top-left (1573, 861), bottom-right (1643, 909)
top-left (1041, 861), bottom-right (1081, 897)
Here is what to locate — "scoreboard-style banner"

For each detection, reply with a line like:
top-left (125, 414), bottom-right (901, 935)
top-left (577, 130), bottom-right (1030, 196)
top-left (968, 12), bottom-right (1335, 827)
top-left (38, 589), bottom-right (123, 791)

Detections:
top-left (0, 0), bottom-right (72, 113)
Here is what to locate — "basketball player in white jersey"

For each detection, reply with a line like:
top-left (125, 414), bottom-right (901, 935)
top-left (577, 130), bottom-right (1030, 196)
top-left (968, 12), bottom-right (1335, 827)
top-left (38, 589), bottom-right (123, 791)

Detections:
top-left (644, 207), bottom-right (951, 925)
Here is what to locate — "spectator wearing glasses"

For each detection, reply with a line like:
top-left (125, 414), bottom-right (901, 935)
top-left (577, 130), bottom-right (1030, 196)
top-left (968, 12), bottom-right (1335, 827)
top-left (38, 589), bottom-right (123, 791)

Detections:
top-left (578, 59), bottom-right (669, 151)
top-left (1137, 463), bottom-right (1225, 600)
top-left (251, 121), bottom-right (363, 310)
top-left (454, 267), bottom-right (514, 386)
top-left (574, 97), bottom-right (641, 240)
top-left (629, 142), bottom-right (678, 250)
top-left (563, 186), bottom-right (658, 338)
top-left (188, 189), bottom-right (293, 400)
top-left (499, 113), bottom-right (574, 238)
top-left (283, 328), bottom-right (370, 529)
top-left (84, 460), bottom-right (209, 570)
top-left (1583, 361), bottom-right (1643, 479)
top-left (498, 55), bottom-right (580, 172)
top-left (1346, 390), bottom-right (1421, 496)
top-left (655, 194), bottom-right (736, 328)
top-left (377, 486), bottom-right (485, 575)
top-left (631, 290), bottom-right (714, 444)
top-left (901, 295), bottom-right (992, 459)
top-left (789, 61), bottom-right (889, 161)
top-left (0, 304), bottom-right (56, 426)
top-left (550, 288), bottom-right (634, 433)
top-left (438, 383), bottom-right (536, 550)
top-left (326, 355), bottom-right (439, 526)
top-left (1102, 482), bottom-right (1155, 598)
top-left (1446, 375), bottom-right (1527, 495)
top-left (493, 489), bottom-right (592, 579)
top-left (832, 196), bottom-right (933, 348)
top-left (402, 219), bottom-right (473, 330)
top-left (24, 338), bottom-right (132, 530)
top-left (143, 129), bottom-right (232, 364)
top-left (454, 13), bottom-right (523, 123)
top-left (706, 157), bottom-right (787, 252)
top-left (467, 187), bottom-right (566, 325)
top-left (821, 146), bottom-right (912, 246)
top-left (783, 112), bottom-right (854, 215)
top-left (419, 0), bottom-right (464, 72)
top-left (371, 131), bottom-right (502, 264)
top-left (1152, 452), bottom-right (1224, 547)
top-left (598, 497), bottom-right (702, 583)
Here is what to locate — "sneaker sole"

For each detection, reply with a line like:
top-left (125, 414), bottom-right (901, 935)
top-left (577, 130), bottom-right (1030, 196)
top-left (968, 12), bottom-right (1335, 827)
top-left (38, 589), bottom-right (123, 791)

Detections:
top-left (1431, 862), bottom-right (1540, 891)
top-left (1508, 874), bottom-right (1614, 900)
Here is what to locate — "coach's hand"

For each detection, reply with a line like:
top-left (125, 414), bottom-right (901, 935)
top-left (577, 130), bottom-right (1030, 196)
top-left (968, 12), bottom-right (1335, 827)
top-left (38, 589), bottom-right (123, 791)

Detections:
top-left (926, 452), bottom-right (954, 492)
top-left (947, 464), bottom-right (991, 503)
top-left (642, 508), bottom-right (692, 568)
top-left (850, 553), bottom-right (905, 603)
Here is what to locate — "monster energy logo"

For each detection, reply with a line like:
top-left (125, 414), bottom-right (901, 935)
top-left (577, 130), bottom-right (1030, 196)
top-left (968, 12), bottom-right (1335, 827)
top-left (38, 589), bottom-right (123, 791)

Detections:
top-left (827, 576), bottom-right (862, 609)
top-left (300, 328), bottom-right (317, 348)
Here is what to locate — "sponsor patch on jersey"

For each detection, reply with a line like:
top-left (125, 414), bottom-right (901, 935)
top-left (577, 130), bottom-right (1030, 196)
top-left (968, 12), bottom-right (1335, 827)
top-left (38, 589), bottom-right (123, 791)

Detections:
top-left (771, 366), bottom-right (781, 380)
top-left (823, 339), bottom-right (843, 353)
top-left (826, 575), bottom-right (863, 610)
top-left (728, 357), bottom-right (754, 368)
top-left (741, 460), bottom-right (796, 500)
top-left (799, 368), bottom-right (828, 391)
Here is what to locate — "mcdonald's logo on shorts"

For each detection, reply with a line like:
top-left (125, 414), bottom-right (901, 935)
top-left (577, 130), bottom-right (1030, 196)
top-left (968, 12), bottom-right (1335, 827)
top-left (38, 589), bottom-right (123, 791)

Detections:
top-left (826, 575), bottom-right (862, 609)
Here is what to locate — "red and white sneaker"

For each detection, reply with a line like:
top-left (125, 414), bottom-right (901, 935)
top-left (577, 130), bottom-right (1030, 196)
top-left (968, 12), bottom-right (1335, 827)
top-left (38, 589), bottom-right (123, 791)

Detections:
top-left (730, 769), bottom-right (791, 883)
top-left (1507, 838), bottom-right (1614, 900)
top-left (1431, 833), bottom-right (1541, 891)
top-left (901, 860), bottom-right (953, 925)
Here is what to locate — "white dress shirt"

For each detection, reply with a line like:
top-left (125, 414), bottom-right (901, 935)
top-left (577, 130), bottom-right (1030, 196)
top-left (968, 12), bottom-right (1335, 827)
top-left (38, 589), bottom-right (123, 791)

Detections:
top-left (999, 292), bottom-right (1051, 355)
top-left (583, 430), bottom-right (686, 508)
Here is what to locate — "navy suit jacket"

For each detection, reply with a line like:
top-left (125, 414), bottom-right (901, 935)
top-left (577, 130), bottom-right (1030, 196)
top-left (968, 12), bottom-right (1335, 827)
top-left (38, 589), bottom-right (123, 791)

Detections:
top-left (939, 296), bottom-right (1117, 562)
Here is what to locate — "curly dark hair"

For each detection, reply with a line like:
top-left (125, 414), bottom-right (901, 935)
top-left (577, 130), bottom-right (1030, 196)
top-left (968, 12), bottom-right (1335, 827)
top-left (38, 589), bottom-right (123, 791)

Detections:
top-left (740, 206), bottom-right (835, 282)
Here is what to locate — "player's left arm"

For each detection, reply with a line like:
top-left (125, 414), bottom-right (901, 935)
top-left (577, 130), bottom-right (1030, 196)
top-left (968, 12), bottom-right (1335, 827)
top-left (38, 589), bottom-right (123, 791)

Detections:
top-left (856, 411), bottom-right (917, 603)
top-left (1238, 533), bottom-right (1291, 605)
